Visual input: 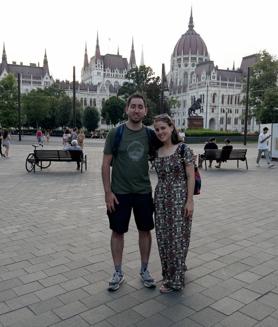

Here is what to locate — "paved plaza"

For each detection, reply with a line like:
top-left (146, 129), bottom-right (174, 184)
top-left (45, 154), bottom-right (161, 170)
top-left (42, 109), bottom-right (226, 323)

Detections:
top-left (0, 137), bottom-right (278, 327)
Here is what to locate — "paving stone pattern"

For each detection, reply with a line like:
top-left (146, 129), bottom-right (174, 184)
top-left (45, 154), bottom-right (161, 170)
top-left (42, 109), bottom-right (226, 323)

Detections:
top-left (0, 137), bottom-right (278, 326)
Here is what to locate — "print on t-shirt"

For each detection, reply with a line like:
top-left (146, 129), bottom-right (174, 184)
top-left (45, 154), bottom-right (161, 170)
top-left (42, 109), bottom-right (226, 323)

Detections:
top-left (127, 141), bottom-right (144, 161)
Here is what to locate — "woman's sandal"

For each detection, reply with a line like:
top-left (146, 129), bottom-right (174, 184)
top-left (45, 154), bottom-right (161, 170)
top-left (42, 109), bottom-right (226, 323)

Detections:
top-left (159, 284), bottom-right (174, 294)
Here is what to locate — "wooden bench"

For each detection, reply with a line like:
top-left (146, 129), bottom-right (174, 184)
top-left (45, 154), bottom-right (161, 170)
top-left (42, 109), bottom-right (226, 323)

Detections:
top-left (203, 149), bottom-right (248, 170)
top-left (33, 150), bottom-right (87, 173)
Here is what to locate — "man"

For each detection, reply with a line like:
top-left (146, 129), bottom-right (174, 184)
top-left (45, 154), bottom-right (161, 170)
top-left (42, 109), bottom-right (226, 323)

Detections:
top-left (64, 139), bottom-right (83, 170)
top-left (199, 137), bottom-right (218, 168)
top-left (256, 127), bottom-right (274, 168)
top-left (215, 138), bottom-right (233, 168)
top-left (102, 94), bottom-right (156, 292)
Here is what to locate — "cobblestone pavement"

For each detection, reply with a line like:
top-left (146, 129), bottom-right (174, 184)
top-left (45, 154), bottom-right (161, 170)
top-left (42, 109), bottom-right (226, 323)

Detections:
top-left (0, 137), bottom-right (278, 326)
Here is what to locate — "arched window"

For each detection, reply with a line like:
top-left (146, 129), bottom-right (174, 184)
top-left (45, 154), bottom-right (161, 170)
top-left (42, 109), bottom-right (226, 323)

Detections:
top-left (212, 93), bottom-right (217, 104)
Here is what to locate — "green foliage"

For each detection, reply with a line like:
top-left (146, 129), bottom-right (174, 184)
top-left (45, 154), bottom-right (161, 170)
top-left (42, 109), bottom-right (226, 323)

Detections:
top-left (83, 106), bottom-right (100, 131)
top-left (101, 96), bottom-right (125, 126)
top-left (22, 84), bottom-right (75, 129)
top-left (249, 51), bottom-right (278, 123)
top-left (185, 128), bottom-right (241, 137)
top-left (0, 74), bottom-right (18, 128)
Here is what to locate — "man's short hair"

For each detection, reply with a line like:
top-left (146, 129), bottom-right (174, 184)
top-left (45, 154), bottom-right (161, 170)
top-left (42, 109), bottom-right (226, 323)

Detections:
top-left (126, 93), bottom-right (147, 107)
top-left (209, 137), bottom-right (216, 142)
top-left (263, 127), bottom-right (269, 132)
top-left (71, 140), bottom-right (78, 146)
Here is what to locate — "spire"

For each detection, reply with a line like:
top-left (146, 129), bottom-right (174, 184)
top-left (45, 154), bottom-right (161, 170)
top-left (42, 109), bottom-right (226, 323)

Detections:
top-left (232, 61), bottom-right (235, 70)
top-left (140, 45), bottom-right (145, 66)
top-left (117, 46), bottom-right (119, 55)
top-left (2, 43), bottom-right (7, 64)
top-left (129, 37), bottom-right (136, 69)
top-left (43, 49), bottom-right (49, 75)
top-left (188, 7), bottom-right (194, 30)
top-left (95, 32), bottom-right (101, 60)
top-left (83, 42), bottom-right (89, 68)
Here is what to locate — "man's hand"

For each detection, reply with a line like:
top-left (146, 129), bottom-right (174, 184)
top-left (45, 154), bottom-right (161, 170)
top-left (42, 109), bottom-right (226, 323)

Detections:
top-left (105, 191), bottom-right (119, 213)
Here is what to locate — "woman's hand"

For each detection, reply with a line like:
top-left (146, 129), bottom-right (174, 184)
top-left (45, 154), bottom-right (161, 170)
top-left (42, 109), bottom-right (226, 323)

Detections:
top-left (184, 198), bottom-right (194, 220)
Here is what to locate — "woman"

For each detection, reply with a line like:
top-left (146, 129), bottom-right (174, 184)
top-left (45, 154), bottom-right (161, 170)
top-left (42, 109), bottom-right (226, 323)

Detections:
top-left (153, 114), bottom-right (195, 293)
top-left (77, 129), bottom-right (85, 149)
top-left (2, 129), bottom-right (11, 158)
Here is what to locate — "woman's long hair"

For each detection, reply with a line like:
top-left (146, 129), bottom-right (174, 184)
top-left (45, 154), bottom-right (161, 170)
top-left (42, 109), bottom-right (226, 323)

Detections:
top-left (154, 114), bottom-right (182, 144)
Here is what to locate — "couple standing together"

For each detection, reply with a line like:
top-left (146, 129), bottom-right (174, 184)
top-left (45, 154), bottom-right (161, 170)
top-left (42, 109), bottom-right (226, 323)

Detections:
top-left (102, 94), bottom-right (195, 294)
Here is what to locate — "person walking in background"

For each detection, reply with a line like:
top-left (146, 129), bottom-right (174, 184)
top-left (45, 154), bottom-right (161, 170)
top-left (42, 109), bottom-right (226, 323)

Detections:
top-left (77, 129), bottom-right (85, 149)
top-left (0, 128), bottom-right (5, 158)
top-left (102, 94), bottom-right (157, 292)
top-left (256, 127), bottom-right (274, 168)
top-left (2, 129), bottom-right (11, 158)
top-left (153, 114), bottom-right (195, 293)
top-left (62, 128), bottom-right (71, 147)
top-left (36, 128), bottom-right (43, 144)
top-left (45, 130), bottom-right (50, 143)
top-left (215, 138), bottom-right (233, 168)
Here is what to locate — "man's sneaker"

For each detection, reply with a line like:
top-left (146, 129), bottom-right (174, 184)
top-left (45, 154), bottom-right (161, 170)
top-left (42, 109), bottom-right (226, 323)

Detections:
top-left (268, 164), bottom-right (274, 168)
top-left (108, 271), bottom-right (125, 292)
top-left (140, 269), bottom-right (156, 288)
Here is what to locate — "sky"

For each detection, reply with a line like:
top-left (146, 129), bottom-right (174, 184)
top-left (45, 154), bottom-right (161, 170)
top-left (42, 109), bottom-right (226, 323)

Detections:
top-left (1, 0), bottom-right (278, 82)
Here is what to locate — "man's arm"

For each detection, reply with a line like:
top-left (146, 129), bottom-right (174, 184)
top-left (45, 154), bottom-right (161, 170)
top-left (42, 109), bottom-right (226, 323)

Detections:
top-left (261, 134), bottom-right (271, 143)
top-left (101, 154), bottom-right (119, 212)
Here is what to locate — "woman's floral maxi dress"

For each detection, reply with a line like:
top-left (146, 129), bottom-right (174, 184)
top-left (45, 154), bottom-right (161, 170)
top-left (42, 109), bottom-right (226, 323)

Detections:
top-left (154, 143), bottom-right (193, 290)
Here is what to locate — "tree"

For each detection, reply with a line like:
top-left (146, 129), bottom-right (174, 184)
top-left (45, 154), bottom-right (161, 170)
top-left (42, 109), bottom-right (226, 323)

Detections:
top-left (249, 51), bottom-right (278, 123)
top-left (83, 106), bottom-right (100, 131)
top-left (101, 96), bottom-right (125, 126)
top-left (0, 74), bottom-right (18, 128)
top-left (22, 84), bottom-right (75, 129)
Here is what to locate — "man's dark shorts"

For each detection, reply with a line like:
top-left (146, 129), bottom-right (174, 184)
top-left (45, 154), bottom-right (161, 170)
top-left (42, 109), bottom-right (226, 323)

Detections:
top-left (107, 193), bottom-right (154, 234)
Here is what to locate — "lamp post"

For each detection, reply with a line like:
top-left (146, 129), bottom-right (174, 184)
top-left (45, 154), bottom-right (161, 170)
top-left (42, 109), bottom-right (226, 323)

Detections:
top-left (160, 63), bottom-right (168, 114)
top-left (17, 73), bottom-right (22, 141)
top-left (243, 66), bottom-right (251, 145)
top-left (72, 66), bottom-right (76, 127)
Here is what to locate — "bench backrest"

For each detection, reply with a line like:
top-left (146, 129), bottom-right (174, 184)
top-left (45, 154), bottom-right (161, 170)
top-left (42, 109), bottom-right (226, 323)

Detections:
top-left (204, 149), bottom-right (247, 160)
top-left (34, 150), bottom-right (83, 161)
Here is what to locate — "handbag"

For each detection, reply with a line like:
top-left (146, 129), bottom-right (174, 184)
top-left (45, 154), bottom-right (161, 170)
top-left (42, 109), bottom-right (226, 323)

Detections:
top-left (179, 143), bottom-right (201, 195)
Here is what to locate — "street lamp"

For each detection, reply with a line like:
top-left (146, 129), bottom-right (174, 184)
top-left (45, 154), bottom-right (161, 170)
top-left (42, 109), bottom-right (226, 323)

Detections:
top-left (17, 73), bottom-right (22, 141)
top-left (243, 66), bottom-right (251, 145)
top-left (160, 63), bottom-right (169, 114)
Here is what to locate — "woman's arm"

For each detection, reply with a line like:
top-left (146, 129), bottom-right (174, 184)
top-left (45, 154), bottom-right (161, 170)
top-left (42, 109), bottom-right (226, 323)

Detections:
top-left (184, 164), bottom-right (195, 219)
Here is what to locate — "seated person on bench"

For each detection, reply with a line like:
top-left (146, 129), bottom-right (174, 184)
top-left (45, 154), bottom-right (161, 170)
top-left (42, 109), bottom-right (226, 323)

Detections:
top-left (64, 140), bottom-right (83, 170)
top-left (199, 137), bottom-right (218, 168)
top-left (215, 139), bottom-right (233, 168)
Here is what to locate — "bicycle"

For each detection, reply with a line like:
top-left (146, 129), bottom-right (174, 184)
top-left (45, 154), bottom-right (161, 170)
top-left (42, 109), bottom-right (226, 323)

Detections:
top-left (25, 144), bottom-right (51, 172)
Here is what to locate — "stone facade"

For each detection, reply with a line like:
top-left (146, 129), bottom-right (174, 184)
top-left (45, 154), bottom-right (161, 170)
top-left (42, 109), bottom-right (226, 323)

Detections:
top-left (168, 10), bottom-right (258, 132)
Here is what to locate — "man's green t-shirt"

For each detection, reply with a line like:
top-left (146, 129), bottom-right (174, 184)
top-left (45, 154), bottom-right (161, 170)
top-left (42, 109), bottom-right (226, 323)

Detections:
top-left (104, 124), bottom-right (152, 194)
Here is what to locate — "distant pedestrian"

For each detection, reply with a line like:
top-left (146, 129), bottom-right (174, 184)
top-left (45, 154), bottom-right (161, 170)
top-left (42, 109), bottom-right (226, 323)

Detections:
top-left (2, 129), bottom-right (11, 158)
top-left (256, 127), bottom-right (274, 168)
top-left (0, 128), bottom-right (5, 158)
top-left (77, 129), bottom-right (85, 149)
top-left (45, 130), bottom-right (50, 143)
top-left (62, 128), bottom-right (71, 147)
top-left (36, 128), bottom-right (43, 144)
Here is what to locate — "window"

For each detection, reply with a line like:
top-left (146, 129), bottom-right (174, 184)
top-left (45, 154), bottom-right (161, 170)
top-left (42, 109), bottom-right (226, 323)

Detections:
top-left (221, 94), bottom-right (225, 104)
top-left (227, 117), bottom-right (231, 124)
top-left (212, 93), bottom-right (217, 104)
top-left (220, 117), bottom-right (224, 124)
top-left (90, 99), bottom-right (92, 106)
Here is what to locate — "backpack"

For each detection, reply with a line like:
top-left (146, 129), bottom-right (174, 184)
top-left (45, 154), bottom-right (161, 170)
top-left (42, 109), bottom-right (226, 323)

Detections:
top-left (111, 124), bottom-right (160, 165)
top-left (179, 143), bottom-right (201, 195)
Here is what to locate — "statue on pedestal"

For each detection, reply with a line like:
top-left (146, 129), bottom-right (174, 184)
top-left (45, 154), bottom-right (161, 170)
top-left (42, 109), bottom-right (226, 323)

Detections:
top-left (188, 98), bottom-right (202, 117)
